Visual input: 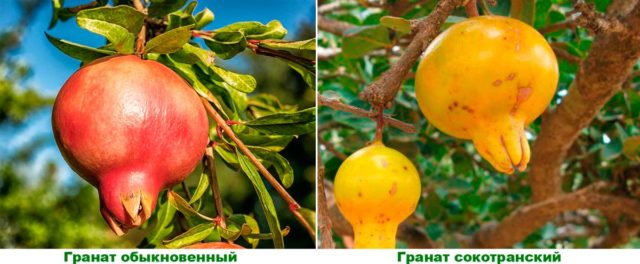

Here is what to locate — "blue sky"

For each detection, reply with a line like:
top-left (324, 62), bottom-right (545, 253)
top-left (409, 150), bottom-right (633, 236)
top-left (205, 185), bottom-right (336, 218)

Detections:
top-left (0, 0), bottom-right (316, 183)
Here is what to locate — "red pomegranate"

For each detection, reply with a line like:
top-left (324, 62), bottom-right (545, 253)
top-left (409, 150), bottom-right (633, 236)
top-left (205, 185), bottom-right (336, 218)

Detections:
top-left (52, 55), bottom-right (209, 235)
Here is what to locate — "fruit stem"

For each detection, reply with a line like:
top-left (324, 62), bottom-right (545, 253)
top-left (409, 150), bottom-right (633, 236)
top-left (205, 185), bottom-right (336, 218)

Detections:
top-left (465, 0), bottom-right (479, 17)
top-left (205, 146), bottom-right (226, 228)
top-left (373, 105), bottom-right (384, 144)
top-left (133, 0), bottom-right (147, 56)
top-left (200, 96), bottom-right (317, 242)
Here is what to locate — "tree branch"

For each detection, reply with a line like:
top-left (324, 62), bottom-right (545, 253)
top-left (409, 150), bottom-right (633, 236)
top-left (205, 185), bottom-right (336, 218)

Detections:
top-left (317, 147), bottom-right (335, 248)
top-left (318, 16), bottom-right (356, 36)
top-left (471, 182), bottom-right (640, 248)
top-left (318, 94), bottom-right (417, 133)
top-left (359, 0), bottom-right (464, 108)
top-left (67, 1), bottom-right (98, 13)
top-left (529, 1), bottom-right (640, 202)
top-left (200, 97), bottom-right (316, 242)
top-left (205, 146), bottom-right (226, 228)
top-left (133, 0), bottom-right (147, 56)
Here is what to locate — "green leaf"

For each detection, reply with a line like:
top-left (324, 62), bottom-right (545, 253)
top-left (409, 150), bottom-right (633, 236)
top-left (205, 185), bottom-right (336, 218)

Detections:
top-left (250, 147), bottom-right (294, 188)
top-left (188, 172), bottom-right (210, 204)
top-left (626, 90), bottom-right (640, 119)
top-left (510, 0), bottom-right (536, 26)
top-left (259, 39), bottom-right (315, 61)
top-left (49, 0), bottom-right (64, 29)
top-left (202, 32), bottom-right (247, 60)
top-left (236, 150), bottom-right (284, 248)
top-left (153, 55), bottom-right (209, 97)
top-left (219, 222), bottom-right (252, 242)
top-left (145, 25), bottom-right (193, 54)
top-left (297, 207), bottom-right (316, 232)
top-left (248, 94), bottom-right (297, 118)
top-left (166, 1), bottom-right (197, 30)
top-left (214, 144), bottom-right (240, 165)
top-left (244, 227), bottom-right (291, 240)
top-left (380, 16), bottom-right (412, 34)
top-left (236, 134), bottom-right (293, 152)
top-left (215, 20), bottom-right (287, 40)
top-left (209, 66), bottom-right (257, 93)
top-left (167, 191), bottom-right (213, 223)
top-left (171, 43), bottom-right (215, 66)
top-left (146, 197), bottom-right (177, 246)
top-left (228, 214), bottom-right (260, 248)
top-left (288, 61), bottom-right (316, 89)
top-left (163, 223), bottom-right (215, 249)
top-left (342, 26), bottom-right (391, 58)
top-left (148, 0), bottom-right (187, 18)
top-left (77, 6), bottom-right (144, 34)
top-left (45, 33), bottom-right (115, 63)
top-left (76, 7), bottom-right (140, 54)
top-left (245, 107), bottom-right (316, 135)
top-left (194, 8), bottom-right (214, 29)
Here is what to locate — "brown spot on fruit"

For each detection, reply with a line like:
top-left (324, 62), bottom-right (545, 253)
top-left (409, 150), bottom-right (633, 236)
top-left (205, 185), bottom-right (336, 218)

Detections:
top-left (511, 84), bottom-right (533, 115)
top-left (358, 192), bottom-right (362, 198)
top-left (461, 105), bottom-right (475, 114)
top-left (389, 182), bottom-right (398, 196)
top-left (453, 101), bottom-right (459, 107)
top-left (403, 166), bottom-right (408, 171)
top-left (493, 80), bottom-right (502, 86)
top-left (506, 73), bottom-right (516, 81)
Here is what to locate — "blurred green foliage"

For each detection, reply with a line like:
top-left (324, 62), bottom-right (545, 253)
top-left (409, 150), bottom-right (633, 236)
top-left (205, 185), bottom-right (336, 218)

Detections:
top-left (0, 0), bottom-right (129, 248)
top-left (319, 0), bottom-right (640, 248)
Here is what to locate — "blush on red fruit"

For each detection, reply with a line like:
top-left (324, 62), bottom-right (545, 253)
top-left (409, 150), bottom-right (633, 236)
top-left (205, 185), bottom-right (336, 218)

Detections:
top-left (52, 55), bottom-right (209, 235)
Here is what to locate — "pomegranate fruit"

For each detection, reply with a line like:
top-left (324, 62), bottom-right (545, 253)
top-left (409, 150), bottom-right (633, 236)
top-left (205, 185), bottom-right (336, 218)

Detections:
top-left (415, 16), bottom-right (558, 174)
top-left (183, 242), bottom-right (245, 249)
top-left (52, 55), bottom-right (209, 235)
top-left (334, 142), bottom-right (421, 248)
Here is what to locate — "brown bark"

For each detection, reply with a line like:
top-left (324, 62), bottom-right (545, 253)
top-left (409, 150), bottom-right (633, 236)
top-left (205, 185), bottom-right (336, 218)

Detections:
top-left (359, 0), bottom-right (464, 108)
top-left (529, 1), bottom-right (640, 202)
top-left (318, 16), bottom-right (355, 36)
top-left (471, 183), bottom-right (640, 248)
top-left (318, 94), bottom-right (417, 133)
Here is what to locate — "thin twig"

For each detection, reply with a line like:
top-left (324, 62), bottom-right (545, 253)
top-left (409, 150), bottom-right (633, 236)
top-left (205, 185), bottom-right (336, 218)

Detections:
top-left (538, 20), bottom-right (577, 35)
top-left (181, 181), bottom-right (192, 201)
top-left (205, 146), bottom-right (227, 228)
top-left (318, 137), bottom-right (348, 161)
top-left (67, 1), bottom-right (98, 13)
top-left (318, 94), bottom-right (417, 133)
top-left (200, 97), bottom-right (316, 241)
top-left (465, 0), bottom-right (479, 17)
top-left (133, 0), bottom-right (147, 56)
top-left (317, 145), bottom-right (335, 248)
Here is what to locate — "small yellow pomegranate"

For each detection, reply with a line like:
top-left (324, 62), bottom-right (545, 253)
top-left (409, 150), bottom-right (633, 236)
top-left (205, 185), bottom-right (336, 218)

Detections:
top-left (334, 142), bottom-right (421, 248)
top-left (415, 16), bottom-right (558, 174)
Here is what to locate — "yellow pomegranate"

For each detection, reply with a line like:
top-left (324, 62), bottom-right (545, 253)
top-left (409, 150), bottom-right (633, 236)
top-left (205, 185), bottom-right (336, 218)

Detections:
top-left (415, 16), bottom-right (558, 174)
top-left (334, 142), bottom-right (421, 248)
